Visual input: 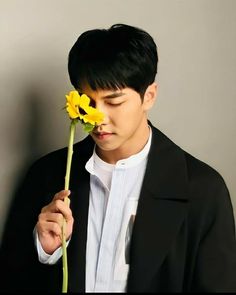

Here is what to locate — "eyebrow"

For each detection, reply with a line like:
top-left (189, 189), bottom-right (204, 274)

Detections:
top-left (84, 91), bottom-right (126, 102)
top-left (101, 92), bottom-right (125, 99)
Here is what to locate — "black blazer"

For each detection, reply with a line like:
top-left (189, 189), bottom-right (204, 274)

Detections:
top-left (1, 125), bottom-right (236, 292)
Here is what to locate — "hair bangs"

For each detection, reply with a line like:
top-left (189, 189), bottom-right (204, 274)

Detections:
top-left (76, 60), bottom-right (129, 92)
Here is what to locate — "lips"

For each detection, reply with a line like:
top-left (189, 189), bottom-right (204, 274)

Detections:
top-left (92, 131), bottom-right (113, 140)
top-left (94, 132), bottom-right (112, 136)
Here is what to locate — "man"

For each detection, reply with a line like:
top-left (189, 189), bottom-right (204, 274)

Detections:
top-left (1, 23), bottom-right (236, 292)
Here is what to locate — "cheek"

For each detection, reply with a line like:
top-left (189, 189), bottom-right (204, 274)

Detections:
top-left (109, 111), bottom-right (125, 126)
top-left (108, 103), bottom-right (143, 125)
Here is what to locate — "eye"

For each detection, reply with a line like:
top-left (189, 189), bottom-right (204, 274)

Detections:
top-left (107, 102), bottom-right (123, 106)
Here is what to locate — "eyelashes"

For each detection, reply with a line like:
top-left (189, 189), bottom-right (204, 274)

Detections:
top-left (107, 102), bottom-right (123, 106)
top-left (90, 100), bottom-right (124, 107)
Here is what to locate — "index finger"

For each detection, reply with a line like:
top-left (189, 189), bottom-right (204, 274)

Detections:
top-left (53, 190), bottom-right (71, 202)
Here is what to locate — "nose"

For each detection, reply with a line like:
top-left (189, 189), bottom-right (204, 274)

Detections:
top-left (94, 101), bottom-right (108, 126)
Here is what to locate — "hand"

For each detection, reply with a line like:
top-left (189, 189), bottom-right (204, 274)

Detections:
top-left (36, 190), bottom-right (74, 254)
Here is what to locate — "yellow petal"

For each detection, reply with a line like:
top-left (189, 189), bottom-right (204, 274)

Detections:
top-left (80, 94), bottom-right (90, 108)
top-left (83, 108), bottom-right (104, 125)
top-left (66, 103), bottom-right (79, 119)
top-left (71, 91), bottom-right (81, 104)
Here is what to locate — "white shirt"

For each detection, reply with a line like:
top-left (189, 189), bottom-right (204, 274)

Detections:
top-left (35, 128), bottom-right (152, 292)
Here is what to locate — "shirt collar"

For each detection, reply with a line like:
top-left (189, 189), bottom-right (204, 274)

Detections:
top-left (86, 127), bottom-right (152, 173)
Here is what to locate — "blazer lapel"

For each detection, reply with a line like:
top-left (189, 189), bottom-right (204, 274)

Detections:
top-left (127, 126), bottom-right (189, 292)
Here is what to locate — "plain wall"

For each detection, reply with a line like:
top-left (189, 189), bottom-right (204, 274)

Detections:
top-left (0, 0), bottom-right (236, 239)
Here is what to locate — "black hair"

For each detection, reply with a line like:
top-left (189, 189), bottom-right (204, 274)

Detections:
top-left (68, 23), bottom-right (158, 98)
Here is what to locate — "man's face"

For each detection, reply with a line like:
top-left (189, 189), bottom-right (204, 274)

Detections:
top-left (80, 83), bottom-right (157, 163)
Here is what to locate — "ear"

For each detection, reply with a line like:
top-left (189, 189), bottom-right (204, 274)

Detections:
top-left (143, 82), bottom-right (158, 111)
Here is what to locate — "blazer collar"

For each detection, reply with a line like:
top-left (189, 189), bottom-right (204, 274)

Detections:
top-left (127, 125), bottom-right (189, 292)
top-left (145, 124), bottom-right (188, 199)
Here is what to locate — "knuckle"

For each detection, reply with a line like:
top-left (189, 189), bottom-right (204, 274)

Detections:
top-left (38, 212), bottom-right (45, 222)
top-left (52, 222), bottom-right (61, 235)
top-left (55, 213), bottom-right (64, 223)
top-left (41, 205), bottom-right (48, 213)
top-left (69, 214), bottom-right (74, 223)
top-left (52, 193), bottom-right (59, 201)
top-left (54, 199), bottom-right (63, 210)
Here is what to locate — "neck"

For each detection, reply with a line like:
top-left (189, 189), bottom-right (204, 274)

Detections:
top-left (96, 122), bottom-right (150, 164)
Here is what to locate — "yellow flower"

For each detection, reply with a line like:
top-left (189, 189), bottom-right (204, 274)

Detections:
top-left (62, 90), bottom-right (105, 292)
top-left (65, 90), bottom-right (104, 127)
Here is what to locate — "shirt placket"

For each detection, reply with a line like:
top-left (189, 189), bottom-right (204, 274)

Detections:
top-left (94, 167), bottom-right (126, 292)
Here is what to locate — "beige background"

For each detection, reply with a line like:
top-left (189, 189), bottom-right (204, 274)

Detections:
top-left (0, 0), bottom-right (236, 239)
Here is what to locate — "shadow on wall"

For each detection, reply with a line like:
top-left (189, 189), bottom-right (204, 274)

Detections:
top-left (0, 83), bottom-right (64, 291)
top-left (23, 86), bottom-right (47, 161)
top-left (11, 83), bottom-right (52, 162)
top-left (0, 84), bottom-right (52, 245)
top-left (19, 84), bottom-right (52, 172)
top-left (6, 83), bottom-right (54, 213)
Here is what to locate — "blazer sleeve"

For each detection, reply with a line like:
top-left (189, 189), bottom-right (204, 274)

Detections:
top-left (0, 156), bottom-right (63, 292)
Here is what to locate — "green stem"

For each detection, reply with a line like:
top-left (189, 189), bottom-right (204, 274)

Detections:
top-left (62, 120), bottom-right (76, 293)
